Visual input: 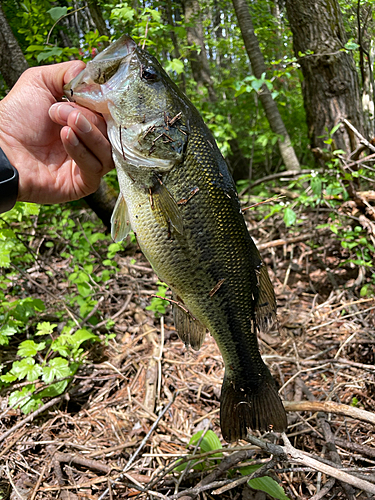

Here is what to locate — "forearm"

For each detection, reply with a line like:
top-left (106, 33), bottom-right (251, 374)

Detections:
top-left (0, 147), bottom-right (19, 214)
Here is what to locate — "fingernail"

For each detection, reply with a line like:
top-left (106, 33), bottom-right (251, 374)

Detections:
top-left (67, 128), bottom-right (79, 147)
top-left (75, 112), bottom-right (92, 133)
top-left (56, 103), bottom-right (75, 121)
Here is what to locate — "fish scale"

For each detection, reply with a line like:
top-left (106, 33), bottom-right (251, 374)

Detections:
top-left (64, 34), bottom-right (287, 441)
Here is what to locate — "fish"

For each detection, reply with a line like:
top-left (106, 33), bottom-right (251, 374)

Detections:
top-left (64, 35), bottom-right (287, 442)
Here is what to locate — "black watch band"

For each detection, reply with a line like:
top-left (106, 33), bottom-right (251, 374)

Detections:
top-left (0, 147), bottom-right (19, 214)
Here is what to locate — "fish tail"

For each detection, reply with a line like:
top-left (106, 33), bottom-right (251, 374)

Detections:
top-left (220, 373), bottom-right (287, 442)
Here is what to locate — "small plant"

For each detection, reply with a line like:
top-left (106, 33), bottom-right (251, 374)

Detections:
top-left (0, 319), bottom-right (99, 414)
top-left (146, 281), bottom-right (169, 317)
top-left (175, 429), bottom-right (223, 472)
top-left (0, 201), bottom-right (122, 415)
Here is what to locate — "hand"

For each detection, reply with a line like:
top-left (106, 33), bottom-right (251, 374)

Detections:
top-left (0, 61), bottom-right (114, 204)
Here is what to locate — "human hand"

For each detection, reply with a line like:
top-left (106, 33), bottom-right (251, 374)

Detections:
top-left (0, 61), bottom-right (114, 205)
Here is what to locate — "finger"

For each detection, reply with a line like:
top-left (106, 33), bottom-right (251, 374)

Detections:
top-left (66, 110), bottom-right (114, 175)
top-left (61, 126), bottom-right (105, 195)
top-left (61, 117), bottom-right (114, 178)
top-left (49, 102), bottom-right (108, 137)
top-left (38, 61), bottom-right (86, 100)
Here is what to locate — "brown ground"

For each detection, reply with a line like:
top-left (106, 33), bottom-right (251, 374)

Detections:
top-left (0, 200), bottom-right (374, 500)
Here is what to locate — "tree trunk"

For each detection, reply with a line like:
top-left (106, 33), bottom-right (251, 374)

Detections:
top-left (182, 0), bottom-right (217, 102)
top-left (232, 0), bottom-right (301, 171)
top-left (0, 4), bottom-right (28, 89)
top-left (165, 0), bottom-right (186, 94)
top-left (285, 0), bottom-right (366, 155)
top-left (87, 0), bottom-right (110, 44)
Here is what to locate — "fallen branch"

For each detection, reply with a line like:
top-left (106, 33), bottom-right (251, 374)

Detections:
top-left (247, 169), bottom-right (315, 190)
top-left (245, 433), bottom-right (375, 495)
top-left (318, 414), bottom-right (355, 498)
top-left (283, 400), bottom-right (375, 425)
top-left (54, 451), bottom-right (113, 474)
top-left (258, 233), bottom-right (315, 250)
top-left (342, 118), bottom-right (375, 153)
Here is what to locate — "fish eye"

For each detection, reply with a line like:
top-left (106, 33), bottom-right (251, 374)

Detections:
top-left (141, 66), bottom-right (158, 82)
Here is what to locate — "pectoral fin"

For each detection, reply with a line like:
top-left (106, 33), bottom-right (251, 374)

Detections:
top-left (153, 181), bottom-right (183, 234)
top-left (172, 294), bottom-right (206, 350)
top-left (255, 264), bottom-right (277, 332)
top-left (111, 193), bottom-right (131, 242)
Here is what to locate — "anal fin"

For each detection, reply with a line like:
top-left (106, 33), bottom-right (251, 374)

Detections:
top-left (172, 294), bottom-right (206, 351)
top-left (255, 263), bottom-right (277, 332)
top-left (111, 193), bottom-right (131, 242)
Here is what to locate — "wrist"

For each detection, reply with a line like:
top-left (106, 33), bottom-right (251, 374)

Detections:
top-left (0, 147), bottom-right (19, 213)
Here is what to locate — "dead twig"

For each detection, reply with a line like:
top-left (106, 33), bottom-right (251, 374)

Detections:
top-left (54, 451), bottom-right (114, 474)
top-left (342, 118), bottom-right (375, 153)
top-left (257, 233), bottom-right (315, 250)
top-left (283, 400), bottom-right (375, 425)
top-left (245, 433), bottom-right (375, 495)
top-left (318, 414), bottom-right (355, 499)
top-left (241, 169), bottom-right (316, 193)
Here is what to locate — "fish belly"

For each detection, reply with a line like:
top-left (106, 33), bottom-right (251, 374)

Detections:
top-left (118, 135), bottom-right (287, 441)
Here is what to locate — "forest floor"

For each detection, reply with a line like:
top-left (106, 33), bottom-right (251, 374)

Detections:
top-left (1, 195), bottom-right (375, 500)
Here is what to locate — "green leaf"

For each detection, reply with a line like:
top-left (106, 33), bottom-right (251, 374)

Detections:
top-left (0, 325), bottom-right (17, 345)
top-left (240, 464), bottom-right (290, 499)
top-left (26, 44), bottom-right (45, 52)
top-left (310, 177), bottom-right (322, 197)
top-left (22, 203), bottom-right (40, 215)
top-left (42, 357), bottom-right (71, 384)
top-left (251, 78), bottom-right (264, 92)
top-left (0, 249), bottom-right (11, 268)
top-left (345, 40), bottom-right (359, 51)
top-left (166, 58), bottom-right (184, 74)
top-left (77, 282), bottom-right (91, 297)
top-left (189, 430), bottom-right (222, 454)
top-left (0, 372), bottom-right (17, 383)
top-left (11, 358), bottom-right (42, 381)
top-left (36, 321), bottom-right (57, 336)
top-left (38, 380), bottom-right (68, 398)
top-left (17, 339), bottom-right (46, 357)
top-left (175, 430), bottom-right (222, 472)
top-left (111, 5), bottom-right (135, 22)
top-left (329, 123), bottom-right (342, 136)
top-left (283, 207), bottom-right (296, 227)
top-left (9, 386), bottom-right (34, 408)
top-left (70, 329), bottom-right (99, 347)
top-left (36, 47), bottom-right (63, 62)
top-left (47, 6), bottom-right (68, 21)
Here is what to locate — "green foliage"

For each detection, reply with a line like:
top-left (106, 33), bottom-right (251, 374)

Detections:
top-left (240, 464), bottom-right (290, 499)
top-left (0, 200), bottom-right (124, 414)
top-left (146, 282), bottom-right (169, 317)
top-left (17, 0), bottom-right (79, 64)
top-left (175, 429), bottom-right (223, 472)
top-left (0, 317), bottom-right (99, 414)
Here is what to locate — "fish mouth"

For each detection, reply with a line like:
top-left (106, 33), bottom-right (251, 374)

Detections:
top-left (63, 35), bottom-right (137, 108)
top-left (94, 35), bottom-right (136, 63)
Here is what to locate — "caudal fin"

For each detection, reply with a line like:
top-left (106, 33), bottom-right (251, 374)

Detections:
top-left (220, 374), bottom-right (287, 442)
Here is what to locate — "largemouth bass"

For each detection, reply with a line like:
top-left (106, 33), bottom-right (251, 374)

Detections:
top-left (65, 35), bottom-right (287, 441)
